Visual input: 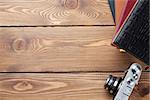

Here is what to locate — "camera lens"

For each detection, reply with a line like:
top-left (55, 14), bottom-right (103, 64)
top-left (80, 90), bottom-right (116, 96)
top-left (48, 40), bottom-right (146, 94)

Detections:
top-left (104, 75), bottom-right (122, 95)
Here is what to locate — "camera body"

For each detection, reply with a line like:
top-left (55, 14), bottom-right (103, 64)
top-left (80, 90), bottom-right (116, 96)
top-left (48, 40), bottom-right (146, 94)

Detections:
top-left (104, 63), bottom-right (142, 100)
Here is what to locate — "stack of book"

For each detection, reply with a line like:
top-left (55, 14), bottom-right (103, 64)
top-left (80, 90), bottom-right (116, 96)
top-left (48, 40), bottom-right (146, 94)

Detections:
top-left (108, 0), bottom-right (149, 65)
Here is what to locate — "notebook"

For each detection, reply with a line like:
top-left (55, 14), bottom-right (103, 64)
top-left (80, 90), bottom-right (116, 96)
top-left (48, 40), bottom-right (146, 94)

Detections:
top-left (112, 0), bottom-right (149, 65)
top-left (115, 0), bottom-right (137, 32)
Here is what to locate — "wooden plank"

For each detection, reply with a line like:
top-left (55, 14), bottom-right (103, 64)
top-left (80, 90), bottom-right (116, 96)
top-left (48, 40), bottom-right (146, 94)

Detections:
top-left (0, 72), bottom-right (149, 100)
top-left (0, 26), bottom-right (146, 72)
top-left (0, 0), bottom-right (114, 26)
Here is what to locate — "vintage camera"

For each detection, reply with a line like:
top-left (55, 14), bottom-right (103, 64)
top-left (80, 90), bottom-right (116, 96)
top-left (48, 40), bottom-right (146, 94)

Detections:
top-left (104, 63), bottom-right (142, 100)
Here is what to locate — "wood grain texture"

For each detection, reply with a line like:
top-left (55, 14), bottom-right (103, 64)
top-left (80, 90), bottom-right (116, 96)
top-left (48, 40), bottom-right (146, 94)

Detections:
top-left (0, 0), bottom-right (114, 26)
top-left (0, 72), bottom-right (149, 100)
top-left (0, 26), bottom-right (145, 72)
top-left (0, 1), bottom-right (149, 100)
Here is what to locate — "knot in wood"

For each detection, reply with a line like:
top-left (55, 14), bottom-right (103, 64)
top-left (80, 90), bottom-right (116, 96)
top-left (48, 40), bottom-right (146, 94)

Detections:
top-left (65, 0), bottom-right (78, 9)
top-left (13, 80), bottom-right (33, 91)
top-left (12, 38), bottom-right (27, 52)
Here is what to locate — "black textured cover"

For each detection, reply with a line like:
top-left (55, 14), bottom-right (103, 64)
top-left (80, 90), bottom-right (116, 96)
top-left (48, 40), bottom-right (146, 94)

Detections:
top-left (113, 0), bottom-right (149, 65)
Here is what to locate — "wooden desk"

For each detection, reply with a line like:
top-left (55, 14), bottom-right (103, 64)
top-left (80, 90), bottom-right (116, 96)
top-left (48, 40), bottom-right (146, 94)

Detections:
top-left (0, 0), bottom-right (149, 99)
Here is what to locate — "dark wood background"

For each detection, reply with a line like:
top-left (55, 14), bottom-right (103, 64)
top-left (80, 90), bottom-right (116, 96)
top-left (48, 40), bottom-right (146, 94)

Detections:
top-left (0, 0), bottom-right (149, 99)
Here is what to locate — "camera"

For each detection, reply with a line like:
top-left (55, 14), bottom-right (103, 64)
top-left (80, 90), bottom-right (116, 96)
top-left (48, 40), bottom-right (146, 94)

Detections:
top-left (104, 63), bottom-right (142, 100)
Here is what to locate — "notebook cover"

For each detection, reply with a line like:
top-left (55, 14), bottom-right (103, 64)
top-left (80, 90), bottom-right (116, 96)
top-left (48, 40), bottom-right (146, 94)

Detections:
top-left (113, 0), bottom-right (149, 64)
top-left (112, 0), bottom-right (138, 47)
top-left (116, 0), bottom-right (137, 32)
top-left (108, 0), bottom-right (115, 23)
top-left (115, 0), bottom-right (126, 25)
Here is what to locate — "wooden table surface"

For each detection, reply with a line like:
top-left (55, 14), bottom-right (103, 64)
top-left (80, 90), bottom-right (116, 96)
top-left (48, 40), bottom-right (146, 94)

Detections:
top-left (0, 0), bottom-right (149, 100)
